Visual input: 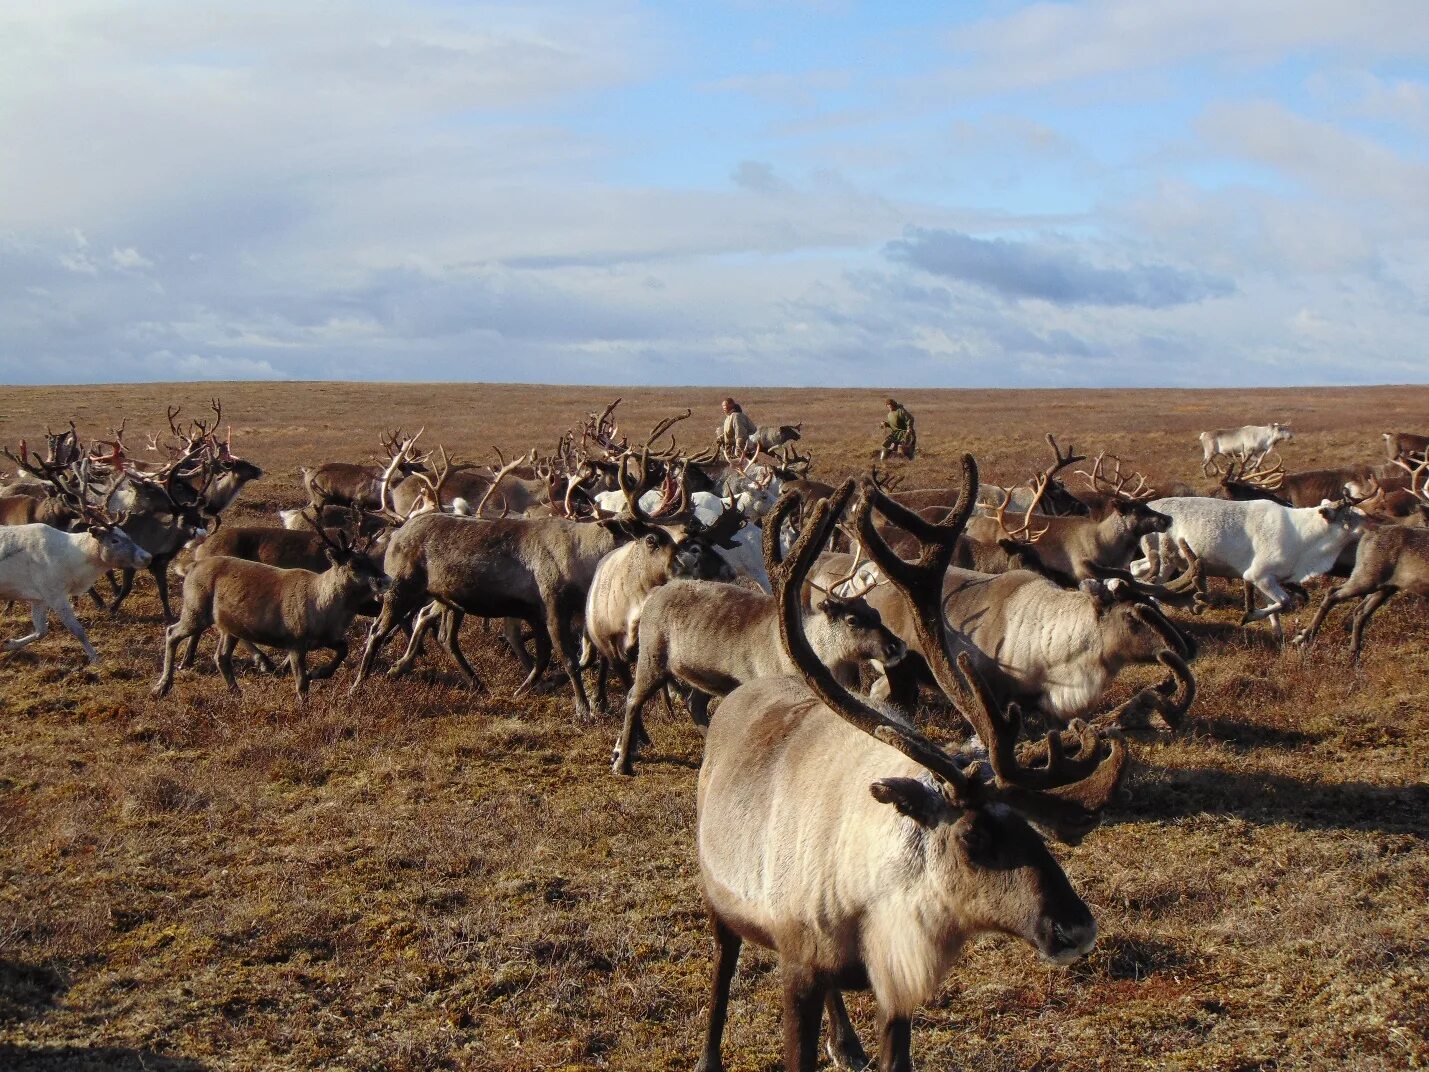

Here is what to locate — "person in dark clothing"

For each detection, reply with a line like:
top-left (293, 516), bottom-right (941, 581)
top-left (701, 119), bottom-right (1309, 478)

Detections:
top-left (879, 398), bottom-right (915, 460)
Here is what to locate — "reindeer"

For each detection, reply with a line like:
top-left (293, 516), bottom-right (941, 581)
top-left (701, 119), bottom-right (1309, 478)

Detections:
top-left (1292, 457), bottom-right (1429, 659)
top-left (147, 401), bottom-right (263, 518)
top-left (826, 557), bottom-right (1199, 730)
top-left (692, 472), bottom-right (1127, 1072)
top-left (963, 434), bottom-right (1089, 517)
top-left (1383, 431), bottom-right (1429, 464)
top-left (352, 429), bottom-right (685, 714)
top-left (300, 428), bottom-right (429, 510)
top-left (1139, 491), bottom-right (1370, 640)
top-left (749, 422), bottom-right (802, 454)
top-left (611, 566), bottom-right (908, 774)
top-left (965, 458), bottom-right (1172, 585)
top-left (152, 520), bottom-right (388, 698)
top-left (1199, 422), bottom-right (1293, 475)
top-left (584, 498), bottom-right (740, 711)
top-left (0, 494), bottom-right (79, 530)
top-left (0, 458), bottom-right (151, 664)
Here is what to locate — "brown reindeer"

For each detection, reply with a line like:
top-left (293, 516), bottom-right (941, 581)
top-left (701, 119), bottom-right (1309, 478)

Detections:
top-left (1292, 457), bottom-right (1429, 659)
top-left (153, 520), bottom-right (387, 698)
top-left (692, 469), bottom-right (1127, 1072)
top-left (352, 440), bottom-right (678, 714)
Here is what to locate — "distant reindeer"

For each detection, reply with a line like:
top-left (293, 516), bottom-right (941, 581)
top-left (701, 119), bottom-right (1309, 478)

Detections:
top-left (1199, 422), bottom-right (1293, 475)
top-left (1383, 431), bottom-right (1429, 463)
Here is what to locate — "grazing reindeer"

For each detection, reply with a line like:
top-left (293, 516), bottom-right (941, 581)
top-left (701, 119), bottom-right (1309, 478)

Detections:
top-left (693, 471), bottom-right (1127, 1072)
top-left (153, 521), bottom-right (388, 698)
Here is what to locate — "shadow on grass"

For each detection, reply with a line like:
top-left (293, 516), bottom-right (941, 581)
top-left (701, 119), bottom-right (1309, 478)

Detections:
top-left (1129, 765), bottom-right (1429, 836)
top-left (1189, 716), bottom-right (1326, 751)
top-left (1069, 935), bottom-right (1192, 982)
top-left (1179, 617), bottom-right (1282, 651)
top-left (0, 1046), bottom-right (208, 1071)
top-left (0, 961), bottom-right (67, 1025)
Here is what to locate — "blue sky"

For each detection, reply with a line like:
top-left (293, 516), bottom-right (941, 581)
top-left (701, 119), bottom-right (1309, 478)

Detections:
top-left (2, 0), bottom-right (1427, 386)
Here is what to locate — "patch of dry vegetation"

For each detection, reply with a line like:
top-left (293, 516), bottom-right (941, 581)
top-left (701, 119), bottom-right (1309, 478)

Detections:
top-left (0, 383), bottom-right (1425, 1071)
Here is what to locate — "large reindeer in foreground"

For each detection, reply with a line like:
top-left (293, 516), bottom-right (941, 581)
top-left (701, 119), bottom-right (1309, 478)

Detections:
top-left (693, 468), bottom-right (1127, 1072)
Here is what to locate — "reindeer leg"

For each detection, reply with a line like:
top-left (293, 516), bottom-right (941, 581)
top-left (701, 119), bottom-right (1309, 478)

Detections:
top-left (105, 569), bottom-right (138, 616)
top-left (52, 600), bottom-right (99, 664)
top-left (687, 689), bottom-right (712, 728)
top-left (388, 604), bottom-right (442, 678)
top-left (353, 586), bottom-right (421, 689)
top-left (512, 617), bottom-right (551, 697)
top-left (246, 642), bottom-right (277, 673)
top-left (1242, 576), bottom-right (1290, 642)
top-left (824, 991), bottom-right (869, 1071)
top-left (291, 648), bottom-right (310, 699)
top-left (1293, 576), bottom-right (1370, 647)
top-left (878, 1012), bottom-right (914, 1072)
top-left (151, 563), bottom-right (175, 623)
top-left (695, 915), bottom-right (742, 1072)
top-left (214, 633), bottom-right (240, 692)
top-left (614, 652), bottom-right (665, 775)
top-left (503, 615), bottom-right (534, 673)
top-left (3, 603), bottom-right (50, 656)
top-left (548, 587), bottom-right (592, 717)
top-left (441, 610), bottom-right (485, 690)
top-left (780, 965), bottom-right (826, 1072)
top-left (307, 640), bottom-right (347, 680)
top-left (1348, 588), bottom-right (1393, 662)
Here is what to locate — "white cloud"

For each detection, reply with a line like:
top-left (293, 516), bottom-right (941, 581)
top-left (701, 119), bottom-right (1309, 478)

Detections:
top-left (944, 1), bottom-right (1429, 92)
top-left (110, 247), bottom-right (153, 270)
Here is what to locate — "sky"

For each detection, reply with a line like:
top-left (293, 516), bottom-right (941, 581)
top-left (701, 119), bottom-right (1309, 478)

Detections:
top-left (2, 1), bottom-right (1427, 388)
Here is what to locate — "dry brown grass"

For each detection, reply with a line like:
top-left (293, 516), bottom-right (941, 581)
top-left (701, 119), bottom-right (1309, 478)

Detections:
top-left (0, 382), bottom-right (1425, 1072)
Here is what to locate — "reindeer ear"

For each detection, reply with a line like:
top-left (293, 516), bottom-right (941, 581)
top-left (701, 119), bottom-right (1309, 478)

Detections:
top-left (1078, 578), bottom-right (1114, 608)
top-left (870, 778), bottom-right (943, 826)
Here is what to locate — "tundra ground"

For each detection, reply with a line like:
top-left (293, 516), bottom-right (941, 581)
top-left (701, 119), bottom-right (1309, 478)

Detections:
top-left (0, 382), bottom-right (1424, 1072)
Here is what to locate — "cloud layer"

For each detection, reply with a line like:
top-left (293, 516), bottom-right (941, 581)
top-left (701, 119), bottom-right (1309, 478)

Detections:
top-left (0, 2), bottom-right (1425, 386)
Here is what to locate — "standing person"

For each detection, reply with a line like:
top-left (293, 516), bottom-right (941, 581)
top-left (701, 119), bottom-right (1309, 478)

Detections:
top-left (718, 397), bottom-right (758, 459)
top-left (879, 397), bottom-right (915, 460)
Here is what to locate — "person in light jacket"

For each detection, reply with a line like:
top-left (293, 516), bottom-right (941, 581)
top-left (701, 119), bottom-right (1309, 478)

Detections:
top-left (718, 397), bottom-right (757, 458)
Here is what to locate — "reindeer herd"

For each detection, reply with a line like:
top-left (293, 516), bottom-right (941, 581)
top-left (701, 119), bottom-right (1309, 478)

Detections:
top-left (1, 399), bottom-right (1426, 1071)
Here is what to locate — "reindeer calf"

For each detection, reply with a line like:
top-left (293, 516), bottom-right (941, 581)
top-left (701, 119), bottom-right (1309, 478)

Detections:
top-left (153, 539), bottom-right (388, 698)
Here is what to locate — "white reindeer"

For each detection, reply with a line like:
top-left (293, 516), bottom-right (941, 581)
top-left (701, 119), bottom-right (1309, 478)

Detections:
top-left (0, 522), bottom-right (152, 663)
top-left (1138, 494), bottom-right (1366, 640)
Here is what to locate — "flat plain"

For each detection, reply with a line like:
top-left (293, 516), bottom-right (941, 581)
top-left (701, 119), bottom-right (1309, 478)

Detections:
top-left (0, 381), bottom-right (1424, 1072)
